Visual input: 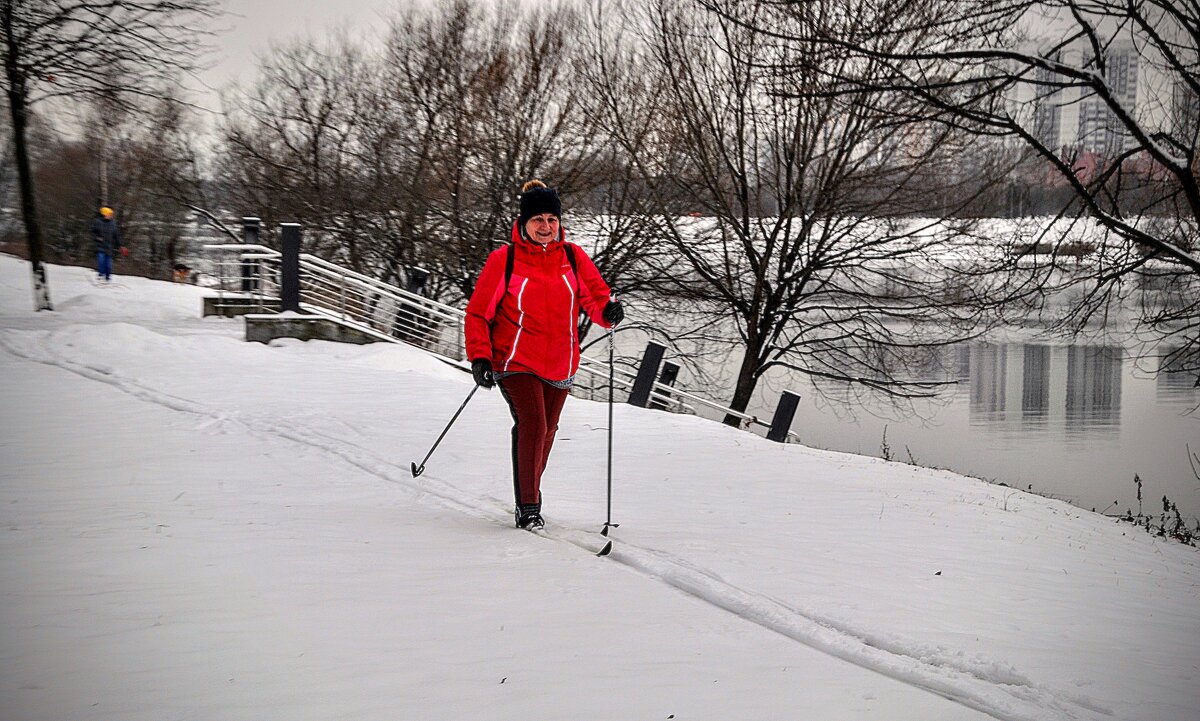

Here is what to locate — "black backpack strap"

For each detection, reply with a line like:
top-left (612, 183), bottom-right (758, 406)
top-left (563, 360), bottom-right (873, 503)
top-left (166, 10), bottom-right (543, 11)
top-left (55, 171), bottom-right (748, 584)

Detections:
top-left (503, 241), bottom-right (578, 291)
top-left (563, 242), bottom-right (579, 286)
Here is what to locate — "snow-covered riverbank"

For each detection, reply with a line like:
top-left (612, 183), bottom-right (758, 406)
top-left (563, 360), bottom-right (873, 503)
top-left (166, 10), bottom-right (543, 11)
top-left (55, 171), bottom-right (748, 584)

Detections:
top-left (2, 256), bottom-right (1197, 721)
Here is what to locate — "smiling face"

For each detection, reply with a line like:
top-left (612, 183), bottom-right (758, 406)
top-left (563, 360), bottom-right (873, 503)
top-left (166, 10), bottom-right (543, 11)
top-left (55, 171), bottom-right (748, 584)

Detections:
top-left (524, 213), bottom-right (560, 245)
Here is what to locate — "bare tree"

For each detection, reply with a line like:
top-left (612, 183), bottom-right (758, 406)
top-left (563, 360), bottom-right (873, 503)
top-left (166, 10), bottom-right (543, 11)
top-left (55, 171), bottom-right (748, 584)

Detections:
top-left (357, 0), bottom-right (667, 346)
top-left (378, 0), bottom-right (600, 302)
top-left (222, 33), bottom-right (369, 264)
top-left (115, 95), bottom-right (209, 275)
top-left (584, 0), bottom-right (996, 423)
top-left (29, 119), bottom-right (93, 259)
top-left (1, 0), bottom-right (218, 309)
top-left (222, 1), bottom-right (602, 308)
top-left (2, 89), bottom-right (210, 279)
top-left (571, 1), bottom-right (698, 347)
top-left (701, 0), bottom-right (1200, 382)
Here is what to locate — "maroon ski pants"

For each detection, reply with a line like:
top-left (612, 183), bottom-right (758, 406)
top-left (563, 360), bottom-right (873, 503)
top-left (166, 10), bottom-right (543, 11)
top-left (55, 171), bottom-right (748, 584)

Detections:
top-left (498, 373), bottom-right (570, 506)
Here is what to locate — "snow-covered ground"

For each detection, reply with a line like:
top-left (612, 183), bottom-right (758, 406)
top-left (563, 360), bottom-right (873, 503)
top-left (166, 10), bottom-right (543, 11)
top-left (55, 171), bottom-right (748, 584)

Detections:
top-left (1, 256), bottom-right (1197, 721)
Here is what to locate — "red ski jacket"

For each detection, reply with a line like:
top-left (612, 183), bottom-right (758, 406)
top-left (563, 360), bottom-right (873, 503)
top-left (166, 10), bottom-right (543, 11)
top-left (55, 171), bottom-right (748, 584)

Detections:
top-left (465, 221), bottom-right (613, 382)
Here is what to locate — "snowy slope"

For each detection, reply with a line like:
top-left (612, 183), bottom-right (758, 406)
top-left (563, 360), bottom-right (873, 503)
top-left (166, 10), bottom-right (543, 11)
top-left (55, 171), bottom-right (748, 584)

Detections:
top-left (1, 257), bottom-right (1197, 721)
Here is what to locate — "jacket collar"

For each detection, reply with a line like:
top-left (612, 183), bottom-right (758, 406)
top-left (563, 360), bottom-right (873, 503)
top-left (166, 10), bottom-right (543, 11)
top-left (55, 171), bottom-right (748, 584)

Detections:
top-left (510, 219), bottom-right (565, 253)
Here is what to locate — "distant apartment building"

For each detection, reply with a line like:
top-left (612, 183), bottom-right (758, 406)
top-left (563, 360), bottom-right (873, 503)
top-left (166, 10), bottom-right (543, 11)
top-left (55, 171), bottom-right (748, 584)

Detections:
top-left (1075, 43), bottom-right (1139, 157)
top-left (1031, 52), bottom-right (1065, 151)
top-left (1017, 42), bottom-right (1147, 160)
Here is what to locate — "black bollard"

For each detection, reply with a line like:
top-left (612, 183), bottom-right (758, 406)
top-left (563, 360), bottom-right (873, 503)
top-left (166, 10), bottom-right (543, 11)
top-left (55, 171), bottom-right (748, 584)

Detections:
top-left (628, 342), bottom-right (665, 408)
top-left (767, 390), bottom-right (801, 443)
top-left (241, 216), bottom-right (261, 292)
top-left (280, 223), bottom-right (301, 312)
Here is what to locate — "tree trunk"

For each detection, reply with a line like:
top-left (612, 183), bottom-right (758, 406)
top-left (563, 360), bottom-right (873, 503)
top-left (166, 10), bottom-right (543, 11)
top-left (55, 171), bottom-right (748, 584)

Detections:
top-left (8, 91), bottom-right (51, 310)
top-left (3, 11), bottom-right (51, 310)
top-left (723, 342), bottom-right (763, 427)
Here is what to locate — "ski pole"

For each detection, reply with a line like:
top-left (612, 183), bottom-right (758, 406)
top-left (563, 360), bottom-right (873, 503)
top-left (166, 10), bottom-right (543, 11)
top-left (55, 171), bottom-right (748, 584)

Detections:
top-left (411, 384), bottom-right (479, 478)
top-left (602, 326), bottom-right (619, 538)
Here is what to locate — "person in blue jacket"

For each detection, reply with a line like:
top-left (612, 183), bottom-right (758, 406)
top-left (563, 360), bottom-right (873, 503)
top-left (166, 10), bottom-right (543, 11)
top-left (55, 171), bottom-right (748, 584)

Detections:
top-left (91, 206), bottom-right (124, 282)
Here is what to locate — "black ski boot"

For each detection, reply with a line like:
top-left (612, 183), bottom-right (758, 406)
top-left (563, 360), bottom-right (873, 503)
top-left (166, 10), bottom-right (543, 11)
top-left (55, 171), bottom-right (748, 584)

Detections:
top-left (515, 502), bottom-right (544, 530)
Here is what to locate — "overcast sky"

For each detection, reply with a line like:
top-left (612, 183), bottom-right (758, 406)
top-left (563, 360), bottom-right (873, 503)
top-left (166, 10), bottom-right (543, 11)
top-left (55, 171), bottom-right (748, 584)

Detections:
top-left (192, 0), bottom-right (396, 113)
top-left (192, 1), bottom-right (1171, 131)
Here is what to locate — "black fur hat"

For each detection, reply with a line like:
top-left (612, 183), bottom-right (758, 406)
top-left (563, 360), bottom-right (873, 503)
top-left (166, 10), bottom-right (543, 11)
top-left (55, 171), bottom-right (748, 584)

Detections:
top-left (518, 179), bottom-right (561, 226)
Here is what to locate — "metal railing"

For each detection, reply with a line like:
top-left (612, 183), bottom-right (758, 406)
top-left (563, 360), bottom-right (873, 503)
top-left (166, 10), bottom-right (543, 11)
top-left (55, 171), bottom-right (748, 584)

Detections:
top-left (204, 243), bottom-right (789, 435)
top-left (205, 243), bottom-right (282, 311)
top-left (203, 244), bottom-right (692, 410)
top-left (297, 253), bottom-right (468, 359)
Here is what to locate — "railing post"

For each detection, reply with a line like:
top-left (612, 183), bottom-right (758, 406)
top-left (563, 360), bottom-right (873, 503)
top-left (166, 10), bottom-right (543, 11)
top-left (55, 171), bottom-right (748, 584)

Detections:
top-left (241, 216), bottom-right (261, 293)
top-left (628, 342), bottom-right (665, 408)
top-left (649, 360), bottom-right (680, 410)
top-left (280, 223), bottom-right (301, 312)
top-left (340, 272), bottom-right (347, 319)
top-left (767, 390), bottom-right (801, 443)
top-left (395, 265), bottom-right (429, 346)
top-left (406, 266), bottom-right (429, 295)
top-left (216, 247), bottom-right (226, 302)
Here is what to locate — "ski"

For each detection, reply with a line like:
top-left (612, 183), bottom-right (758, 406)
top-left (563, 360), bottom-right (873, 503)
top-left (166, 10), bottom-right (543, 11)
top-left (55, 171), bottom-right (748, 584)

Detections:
top-left (597, 522), bottom-right (618, 556)
top-left (521, 521), bottom-right (612, 556)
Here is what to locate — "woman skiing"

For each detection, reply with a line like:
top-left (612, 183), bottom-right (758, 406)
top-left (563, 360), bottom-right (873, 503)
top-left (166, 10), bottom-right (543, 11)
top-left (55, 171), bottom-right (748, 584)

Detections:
top-left (465, 180), bottom-right (623, 529)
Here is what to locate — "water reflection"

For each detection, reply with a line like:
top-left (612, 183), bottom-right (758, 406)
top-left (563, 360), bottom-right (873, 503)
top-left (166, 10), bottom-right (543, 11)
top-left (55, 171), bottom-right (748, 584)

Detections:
top-left (1022, 345), bottom-right (1050, 419)
top-left (1065, 346), bottom-right (1122, 428)
top-left (1156, 347), bottom-right (1200, 407)
top-left (961, 343), bottom-right (1122, 432)
top-left (726, 333), bottom-right (1200, 519)
top-left (967, 344), bottom-right (1007, 417)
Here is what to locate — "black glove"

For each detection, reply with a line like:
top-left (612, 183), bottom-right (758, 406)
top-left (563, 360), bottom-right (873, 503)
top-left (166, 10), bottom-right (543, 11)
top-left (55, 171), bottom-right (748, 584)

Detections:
top-left (471, 358), bottom-right (494, 388)
top-left (602, 300), bottom-right (624, 326)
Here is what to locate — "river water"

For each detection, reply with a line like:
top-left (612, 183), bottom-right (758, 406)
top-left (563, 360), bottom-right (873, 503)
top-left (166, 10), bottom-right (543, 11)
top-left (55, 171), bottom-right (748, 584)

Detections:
top-left (608, 332), bottom-right (1200, 523)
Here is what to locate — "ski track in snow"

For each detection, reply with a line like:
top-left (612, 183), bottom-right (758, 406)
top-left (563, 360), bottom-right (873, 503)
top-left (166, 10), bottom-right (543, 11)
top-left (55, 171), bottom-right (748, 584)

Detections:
top-left (0, 326), bottom-right (1114, 721)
